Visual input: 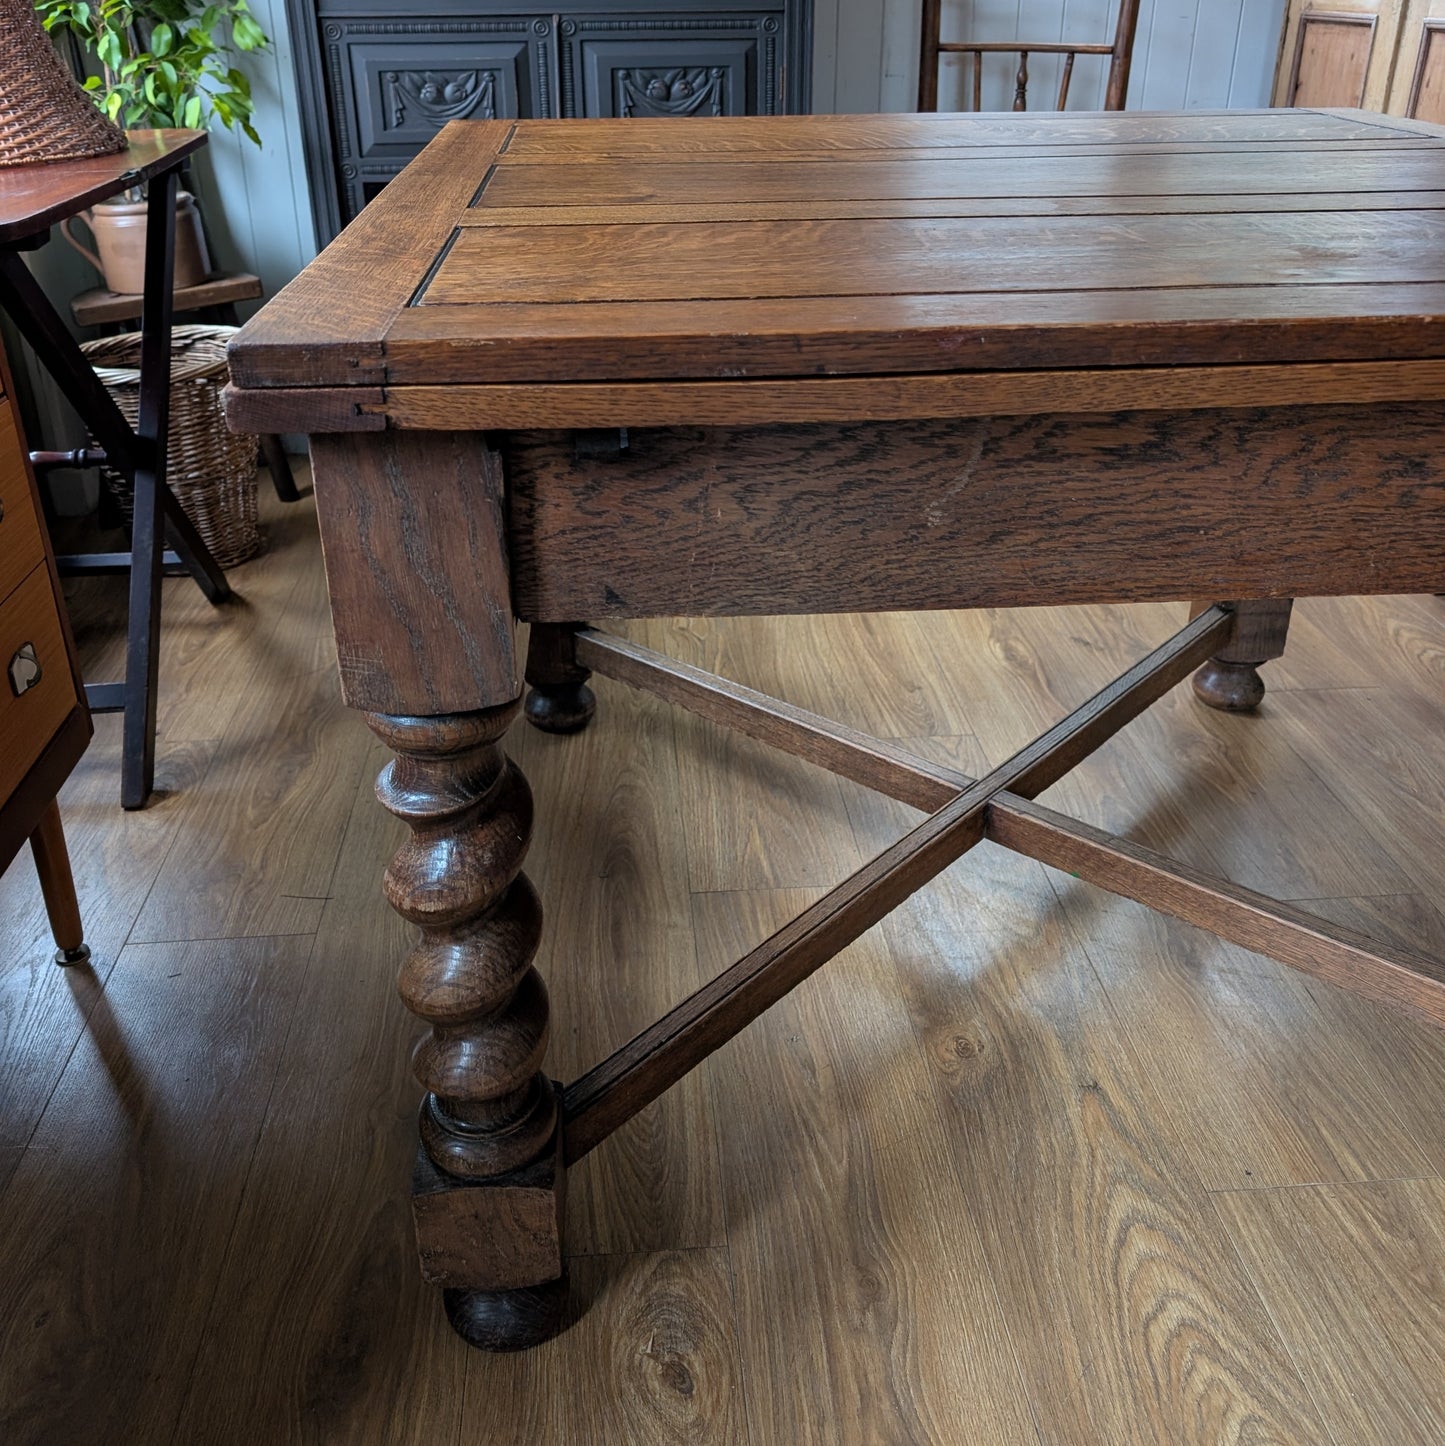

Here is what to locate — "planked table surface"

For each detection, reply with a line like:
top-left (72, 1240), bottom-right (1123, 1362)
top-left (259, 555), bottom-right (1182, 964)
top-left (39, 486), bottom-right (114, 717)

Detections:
top-left (227, 107), bottom-right (1445, 433)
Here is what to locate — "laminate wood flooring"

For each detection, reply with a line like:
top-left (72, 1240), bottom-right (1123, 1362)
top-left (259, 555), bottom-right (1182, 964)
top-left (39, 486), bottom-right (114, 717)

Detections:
top-left (2, 473), bottom-right (1442, 1443)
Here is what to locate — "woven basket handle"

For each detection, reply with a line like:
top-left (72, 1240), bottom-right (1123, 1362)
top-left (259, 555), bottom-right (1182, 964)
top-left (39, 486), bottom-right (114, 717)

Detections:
top-left (58, 212), bottom-right (103, 278)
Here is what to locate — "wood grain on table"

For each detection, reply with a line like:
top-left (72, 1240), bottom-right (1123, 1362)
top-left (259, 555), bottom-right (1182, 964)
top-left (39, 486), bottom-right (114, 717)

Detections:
top-left (227, 108), bottom-right (1445, 413)
top-left (504, 407), bottom-right (1445, 621)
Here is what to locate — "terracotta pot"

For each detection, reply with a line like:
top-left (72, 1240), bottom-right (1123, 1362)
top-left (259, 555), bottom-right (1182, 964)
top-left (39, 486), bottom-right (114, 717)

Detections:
top-left (59, 190), bottom-right (211, 295)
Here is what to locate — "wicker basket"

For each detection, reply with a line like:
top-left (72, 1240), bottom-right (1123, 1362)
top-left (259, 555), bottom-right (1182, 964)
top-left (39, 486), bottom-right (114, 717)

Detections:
top-left (0, 0), bottom-right (128, 167)
top-left (81, 325), bottom-right (262, 568)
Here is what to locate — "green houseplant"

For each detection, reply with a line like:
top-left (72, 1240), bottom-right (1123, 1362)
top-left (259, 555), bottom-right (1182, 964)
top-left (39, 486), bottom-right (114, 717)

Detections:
top-left (35, 0), bottom-right (272, 291)
top-left (37, 0), bottom-right (270, 141)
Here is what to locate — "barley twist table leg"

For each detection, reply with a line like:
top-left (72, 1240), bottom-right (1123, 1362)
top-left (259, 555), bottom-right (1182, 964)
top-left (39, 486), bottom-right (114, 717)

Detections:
top-left (369, 702), bottom-right (567, 1351)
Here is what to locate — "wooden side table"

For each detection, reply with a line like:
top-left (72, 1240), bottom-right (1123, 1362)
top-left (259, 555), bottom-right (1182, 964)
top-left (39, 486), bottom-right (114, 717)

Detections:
top-left (0, 131), bottom-right (232, 809)
top-left (228, 108), bottom-right (1445, 1355)
top-left (0, 324), bottom-right (92, 965)
top-left (71, 270), bottom-right (300, 503)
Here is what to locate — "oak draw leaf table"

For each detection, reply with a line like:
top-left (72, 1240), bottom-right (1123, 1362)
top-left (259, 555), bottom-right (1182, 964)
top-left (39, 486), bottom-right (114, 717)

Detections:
top-left (225, 108), bottom-right (1445, 1351)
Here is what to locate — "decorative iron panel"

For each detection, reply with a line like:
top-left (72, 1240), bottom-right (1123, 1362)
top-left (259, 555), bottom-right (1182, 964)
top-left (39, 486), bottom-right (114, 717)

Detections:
top-left (287, 0), bottom-right (812, 245)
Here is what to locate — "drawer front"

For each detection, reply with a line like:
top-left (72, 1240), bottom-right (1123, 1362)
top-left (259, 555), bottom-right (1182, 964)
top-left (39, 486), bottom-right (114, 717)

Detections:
top-left (0, 563), bottom-right (78, 806)
top-left (0, 400), bottom-right (46, 608)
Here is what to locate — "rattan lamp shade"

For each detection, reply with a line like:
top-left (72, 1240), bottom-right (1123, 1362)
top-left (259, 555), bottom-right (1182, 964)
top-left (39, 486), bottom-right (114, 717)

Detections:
top-left (0, 0), bottom-right (127, 167)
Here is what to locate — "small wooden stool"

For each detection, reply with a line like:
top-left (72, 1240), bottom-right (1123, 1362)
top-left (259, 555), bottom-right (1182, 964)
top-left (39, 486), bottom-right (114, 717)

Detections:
top-left (72, 271), bottom-right (299, 502)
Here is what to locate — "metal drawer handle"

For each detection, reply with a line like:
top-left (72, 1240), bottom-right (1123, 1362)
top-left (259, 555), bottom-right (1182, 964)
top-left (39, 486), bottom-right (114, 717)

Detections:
top-left (8, 643), bottom-right (41, 697)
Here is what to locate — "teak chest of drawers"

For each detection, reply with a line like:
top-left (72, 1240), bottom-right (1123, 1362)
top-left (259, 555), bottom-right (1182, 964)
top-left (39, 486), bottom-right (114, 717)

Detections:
top-left (227, 107), bottom-right (1445, 1354)
top-left (0, 335), bottom-right (92, 967)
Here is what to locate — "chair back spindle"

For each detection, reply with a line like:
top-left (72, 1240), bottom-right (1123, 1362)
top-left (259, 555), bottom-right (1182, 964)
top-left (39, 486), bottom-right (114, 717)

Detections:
top-left (919, 0), bottom-right (1141, 114)
top-left (1057, 51), bottom-right (1076, 110)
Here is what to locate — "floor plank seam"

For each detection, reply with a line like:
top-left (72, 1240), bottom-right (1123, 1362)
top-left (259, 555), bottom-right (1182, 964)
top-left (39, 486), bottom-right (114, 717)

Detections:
top-left (1206, 1196), bottom-right (1352, 1446)
top-left (160, 928), bottom-right (330, 1446)
top-left (687, 881), bottom-right (761, 1446)
top-left (705, 1118), bottom-right (755, 1446)
top-left (119, 929), bottom-right (329, 947)
top-left (1278, 891), bottom-right (1424, 906)
top-left (1268, 701), bottom-right (1437, 901)
top-left (1205, 1173), bottom-right (1444, 1197)
top-left (838, 792), bottom-right (1049, 1446)
top-left (0, 952), bottom-right (125, 1163)
top-left (1035, 859), bottom-right (1260, 1205)
top-left (658, 681), bottom-right (709, 902)
top-left (1261, 682), bottom-right (1380, 695)
top-left (300, 722), bottom-right (383, 913)
top-left (684, 881), bottom-right (892, 899)
top-left (562, 1241), bottom-right (736, 1262)
top-left (115, 739), bottom-right (227, 956)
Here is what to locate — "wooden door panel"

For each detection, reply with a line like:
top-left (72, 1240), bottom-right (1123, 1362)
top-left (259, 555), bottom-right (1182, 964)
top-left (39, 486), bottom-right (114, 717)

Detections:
top-left (1291, 14), bottom-right (1378, 105)
top-left (1408, 23), bottom-right (1445, 117)
top-left (1275, 2), bottom-right (1405, 111)
top-left (1390, 1), bottom-right (1445, 119)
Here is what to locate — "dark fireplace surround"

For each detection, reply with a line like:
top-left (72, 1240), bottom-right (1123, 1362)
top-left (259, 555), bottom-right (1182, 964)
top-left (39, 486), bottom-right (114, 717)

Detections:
top-left (286, 0), bottom-right (814, 246)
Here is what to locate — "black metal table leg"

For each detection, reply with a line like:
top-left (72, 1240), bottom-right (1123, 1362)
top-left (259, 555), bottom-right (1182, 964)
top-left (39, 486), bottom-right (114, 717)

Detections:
top-left (0, 160), bottom-right (234, 808)
top-left (160, 486), bottom-right (230, 603)
top-left (258, 432), bottom-right (302, 502)
top-left (119, 170), bottom-right (178, 809)
top-left (0, 250), bottom-right (141, 473)
top-left (0, 249), bottom-right (233, 607)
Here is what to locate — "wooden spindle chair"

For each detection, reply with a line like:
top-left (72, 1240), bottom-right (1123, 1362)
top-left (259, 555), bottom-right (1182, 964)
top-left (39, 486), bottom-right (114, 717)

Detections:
top-left (918, 0), bottom-right (1141, 113)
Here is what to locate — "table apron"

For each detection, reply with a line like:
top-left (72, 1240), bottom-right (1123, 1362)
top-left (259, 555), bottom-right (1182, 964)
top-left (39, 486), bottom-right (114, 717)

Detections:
top-left (504, 404), bottom-right (1445, 620)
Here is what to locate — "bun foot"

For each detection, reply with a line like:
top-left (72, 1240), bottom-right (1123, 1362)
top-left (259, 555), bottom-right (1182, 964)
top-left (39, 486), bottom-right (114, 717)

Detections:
top-left (524, 623), bottom-right (595, 734)
top-left (1192, 659), bottom-right (1265, 712)
top-left (443, 1274), bottom-right (569, 1351)
top-left (524, 683), bottom-right (596, 734)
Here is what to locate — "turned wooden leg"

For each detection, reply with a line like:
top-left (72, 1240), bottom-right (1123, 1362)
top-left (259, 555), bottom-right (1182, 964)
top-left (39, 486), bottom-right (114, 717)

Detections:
top-left (29, 801), bottom-right (91, 967)
top-left (524, 622), bottom-right (596, 734)
top-left (369, 702), bottom-right (568, 1351)
top-left (1190, 599), bottom-right (1294, 712)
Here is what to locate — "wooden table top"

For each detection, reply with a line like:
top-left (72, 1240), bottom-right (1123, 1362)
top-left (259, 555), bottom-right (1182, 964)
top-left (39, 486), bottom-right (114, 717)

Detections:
top-left (0, 130), bottom-right (206, 246)
top-left (228, 108), bottom-right (1445, 429)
